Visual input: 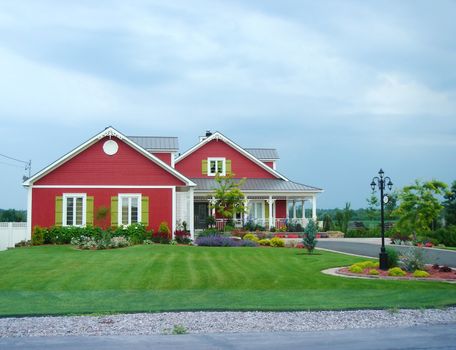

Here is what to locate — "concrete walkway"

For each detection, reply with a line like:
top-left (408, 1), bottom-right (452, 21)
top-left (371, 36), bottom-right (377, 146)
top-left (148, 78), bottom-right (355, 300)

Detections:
top-left (316, 238), bottom-right (456, 267)
top-left (1, 324), bottom-right (455, 350)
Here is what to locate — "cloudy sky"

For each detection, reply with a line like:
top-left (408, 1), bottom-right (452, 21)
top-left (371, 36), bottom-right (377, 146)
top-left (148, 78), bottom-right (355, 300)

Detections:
top-left (0, 0), bottom-right (455, 210)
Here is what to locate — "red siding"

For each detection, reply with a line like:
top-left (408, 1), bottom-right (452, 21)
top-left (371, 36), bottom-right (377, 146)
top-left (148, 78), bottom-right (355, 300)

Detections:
top-left (151, 152), bottom-right (172, 167)
top-left (275, 200), bottom-right (286, 219)
top-left (31, 187), bottom-right (172, 233)
top-left (263, 161), bottom-right (274, 168)
top-left (176, 140), bottom-right (276, 179)
top-left (35, 137), bottom-right (185, 186)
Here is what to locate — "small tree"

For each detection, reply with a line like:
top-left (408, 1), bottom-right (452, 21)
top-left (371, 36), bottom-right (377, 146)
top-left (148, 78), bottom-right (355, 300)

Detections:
top-left (303, 219), bottom-right (318, 254)
top-left (322, 213), bottom-right (333, 232)
top-left (443, 180), bottom-right (456, 226)
top-left (210, 174), bottom-right (247, 229)
top-left (394, 179), bottom-right (447, 241)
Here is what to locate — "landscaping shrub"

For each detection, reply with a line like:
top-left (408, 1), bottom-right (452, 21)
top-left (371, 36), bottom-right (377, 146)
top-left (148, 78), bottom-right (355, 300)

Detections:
top-left (385, 247), bottom-right (399, 268)
top-left (399, 247), bottom-right (426, 272)
top-left (388, 267), bottom-right (406, 276)
top-left (174, 230), bottom-right (192, 244)
top-left (195, 235), bottom-right (257, 247)
top-left (349, 265), bottom-right (363, 273)
top-left (413, 270), bottom-right (430, 278)
top-left (243, 233), bottom-right (259, 242)
top-left (428, 226), bottom-right (456, 247)
top-left (237, 240), bottom-right (258, 247)
top-left (258, 239), bottom-right (271, 246)
top-left (354, 261), bottom-right (379, 269)
top-left (368, 269), bottom-right (379, 275)
top-left (439, 265), bottom-right (452, 273)
top-left (302, 219), bottom-right (318, 254)
top-left (32, 226), bottom-right (45, 245)
top-left (270, 237), bottom-right (285, 247)
top-left (152, 222), bottom-right (171, 244)
top-left (115, 223), bottom-right (149, 245)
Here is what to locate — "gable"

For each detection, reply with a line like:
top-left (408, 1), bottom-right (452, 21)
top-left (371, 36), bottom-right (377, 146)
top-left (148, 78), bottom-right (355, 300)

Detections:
top-left (34, 136), bottom-right (186, 186)
top-left (175, 139), bottom-right (277, 179)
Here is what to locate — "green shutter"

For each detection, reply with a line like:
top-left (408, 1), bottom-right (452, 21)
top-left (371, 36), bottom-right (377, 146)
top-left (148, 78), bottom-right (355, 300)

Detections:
top-left (265, 201), bottom-right (269, 221)
top-left (202, 159), bottom-right (208, 175)
top-left (55, 196), bottom-right (63, 226)
top-left (111, 196), bottom-right (118, 227)
top-left (226, 160), bottom-right (232, 176)
top-left (141, 196), bottom-right (149, 226)
top-left (86, 196), bottom-right (94, 226)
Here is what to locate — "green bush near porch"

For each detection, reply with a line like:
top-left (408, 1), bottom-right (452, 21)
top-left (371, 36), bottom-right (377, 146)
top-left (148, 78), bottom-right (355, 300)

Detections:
top-left (0, 245), bottom-right (455, 316)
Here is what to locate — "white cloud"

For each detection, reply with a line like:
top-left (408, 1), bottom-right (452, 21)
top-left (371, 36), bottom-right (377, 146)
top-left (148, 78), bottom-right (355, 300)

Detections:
top-left (363, 73), bottom-right (456, 116)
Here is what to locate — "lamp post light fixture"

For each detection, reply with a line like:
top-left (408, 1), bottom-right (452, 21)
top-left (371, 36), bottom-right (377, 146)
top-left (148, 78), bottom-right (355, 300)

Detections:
top-left (370, 169), bottom-right (393, 270)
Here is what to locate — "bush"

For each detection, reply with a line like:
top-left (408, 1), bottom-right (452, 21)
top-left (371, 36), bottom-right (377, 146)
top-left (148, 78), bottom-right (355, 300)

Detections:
top-left (428, 226), bottom-right (456, 247)
top-left (388, 267), bottom-right (406, 276)
top-left (174, 230), bottom-right (192, 244)
top-left (439, 265), bottom-right (452, 273)
top-left (413, 270), bottom-right (430, 278)
top-left (368, 269), bottom-right (379, 275)
top-left (385, 247), bottom-right (399, 268)
top-left (115, 223), bottom-right (149, 245)
top-left (302, 219), bottom-right (318, 254)
top-left (399, 247), bottom-right (426, 272)
top-left (353, 261), bottom-right (379, 269)
top-left (349, 265), bottom-right (363, 273)
top-left (243, 233), bottom-right (259, 242)
top-left (258, 239), bottom-right (271, 246)
top-left (270, 237), bottom-right (285, 247)
top-left (152, 222), bottom-right (171, 244)
top-left (32, 226), bottom-right (45, 245)
top-left (195, 235), bottom-right (257, 247)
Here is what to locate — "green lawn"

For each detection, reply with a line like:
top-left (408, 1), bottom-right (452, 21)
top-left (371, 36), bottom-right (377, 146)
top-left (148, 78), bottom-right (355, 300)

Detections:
top-left (0, 245), bottom-right (455, 316)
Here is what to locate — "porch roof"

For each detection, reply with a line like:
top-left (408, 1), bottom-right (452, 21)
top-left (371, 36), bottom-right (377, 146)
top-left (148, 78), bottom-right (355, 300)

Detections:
top-left (190, 178), bottom-right (322, 192)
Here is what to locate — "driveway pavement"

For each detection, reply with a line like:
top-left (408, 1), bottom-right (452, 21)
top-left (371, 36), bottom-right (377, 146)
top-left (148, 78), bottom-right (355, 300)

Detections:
top-left (1, 324), bottom-right (455, 350)
top-left (316, 238), bottom-right (456, 267)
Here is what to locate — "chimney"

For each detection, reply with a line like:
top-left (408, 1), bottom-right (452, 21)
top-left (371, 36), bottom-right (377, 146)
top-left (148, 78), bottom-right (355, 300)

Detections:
top-left (199, 130), bottom-right (213, 142)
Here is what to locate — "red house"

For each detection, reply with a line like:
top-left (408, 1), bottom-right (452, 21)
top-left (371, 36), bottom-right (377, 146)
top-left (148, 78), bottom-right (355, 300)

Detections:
top-left (23, 127), bottom-right (323, 239)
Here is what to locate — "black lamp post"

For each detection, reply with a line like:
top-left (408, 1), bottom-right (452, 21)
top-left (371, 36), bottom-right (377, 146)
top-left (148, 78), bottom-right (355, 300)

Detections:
top-left (370, 169), bottom-right (393, 270)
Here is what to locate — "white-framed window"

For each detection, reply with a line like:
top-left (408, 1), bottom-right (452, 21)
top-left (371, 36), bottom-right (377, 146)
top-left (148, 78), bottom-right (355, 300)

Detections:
top-left (63, 193), bottom-right (86, 227)
top-left (118, 194), bottom-right (142, 226)
top-left (287, 200), bottom-right (304, 219)
top-left (208, 157), bottom-right (226, 176)
top-left (248, 201), bottom-right (264, 221)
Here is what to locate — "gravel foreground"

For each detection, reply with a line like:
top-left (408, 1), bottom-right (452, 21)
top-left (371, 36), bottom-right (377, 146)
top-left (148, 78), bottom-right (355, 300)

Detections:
top-left (1, 308), bottom-right (456, 338)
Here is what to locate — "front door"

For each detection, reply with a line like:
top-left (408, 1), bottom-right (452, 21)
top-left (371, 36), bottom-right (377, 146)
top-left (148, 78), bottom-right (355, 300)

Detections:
top-left (194, 202), bottom-right (209, 229)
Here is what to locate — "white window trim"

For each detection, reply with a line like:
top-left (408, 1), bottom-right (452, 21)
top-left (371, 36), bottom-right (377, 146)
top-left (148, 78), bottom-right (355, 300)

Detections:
top-left (63, 193), bottom-right (87, 227)
top-left (207, 157), bottom-right (226, 176)
top-left (118, 193), bottom-right (142, 226)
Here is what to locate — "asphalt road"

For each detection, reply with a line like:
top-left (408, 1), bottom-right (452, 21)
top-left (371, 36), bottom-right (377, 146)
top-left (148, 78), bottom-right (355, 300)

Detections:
top-left (317, 240), bottom-right (456, 267)
top-left (1, 324), bottom-right (455, 350)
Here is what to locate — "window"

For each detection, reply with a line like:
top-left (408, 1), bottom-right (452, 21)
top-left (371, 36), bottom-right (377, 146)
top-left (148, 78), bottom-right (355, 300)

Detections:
top-left (63, 194), bottom-right (86, 226)
top-left (288, 200), bottom-right (304, 219)
top-left (248, 201), bottom-right (264, 220)
top-left (208, 157), bottom-right (226, 176)
top-left (118, 194), bottom-right (142, 226)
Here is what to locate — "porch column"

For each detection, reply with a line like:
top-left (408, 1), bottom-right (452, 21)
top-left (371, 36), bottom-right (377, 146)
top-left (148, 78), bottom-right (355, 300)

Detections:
top-left (312, 195), bottom-right (317, 220)
top-left (210, 196), bottom-right (216, 217)
top-left (189, 188), bottom-right (194, 240)
top-left (302, 200), bottom-right (306, 219)
top-left (243, 198), bottom-right (250, 225)
top-left (267, 196), bottom-right (275, 228)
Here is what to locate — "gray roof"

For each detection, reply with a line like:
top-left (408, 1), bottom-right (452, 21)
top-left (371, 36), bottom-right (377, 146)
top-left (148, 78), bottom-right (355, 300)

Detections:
top-left (128, 136), bottom-right (179, 151)
top-left (244, 148), bottom-right (279, 160)
top-left (191, 178), bottom-right (322, 192)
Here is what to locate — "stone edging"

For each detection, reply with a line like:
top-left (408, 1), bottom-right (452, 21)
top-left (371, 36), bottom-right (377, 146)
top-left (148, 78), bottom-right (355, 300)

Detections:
top-left (321, 267), bottom-right (456, 283)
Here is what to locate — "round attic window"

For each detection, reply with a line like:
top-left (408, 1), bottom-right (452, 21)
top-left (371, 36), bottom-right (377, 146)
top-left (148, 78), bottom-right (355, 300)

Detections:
top-left (103, 140), bottom-right (119, 156)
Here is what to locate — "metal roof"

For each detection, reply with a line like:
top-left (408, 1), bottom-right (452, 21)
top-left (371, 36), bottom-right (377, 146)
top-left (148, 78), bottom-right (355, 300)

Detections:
top-left (190, 178), bottom-right (322, 192)
top-left (244, 148), bottom-right (279, 160)
top-left (128, 136), bottom-right (179, 151)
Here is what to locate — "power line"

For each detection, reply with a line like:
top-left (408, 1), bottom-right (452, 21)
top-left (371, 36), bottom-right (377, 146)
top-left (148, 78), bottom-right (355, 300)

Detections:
top-left (0, 153), bottom-right (28, 165)
top-left (0, 161), bottom-right (25, 169)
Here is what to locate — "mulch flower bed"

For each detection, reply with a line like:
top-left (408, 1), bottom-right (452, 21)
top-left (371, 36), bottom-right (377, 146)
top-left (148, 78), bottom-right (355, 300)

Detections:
top-left (337, 264), bottom-right (456, 282)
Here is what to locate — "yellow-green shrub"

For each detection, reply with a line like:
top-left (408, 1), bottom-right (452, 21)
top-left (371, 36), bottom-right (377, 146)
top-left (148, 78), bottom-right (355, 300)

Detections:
top-left (349, 265), bottom-right (363, 273)
top-left (388, 267), bottom-right (406, 276)
top-left (368, 269), bottom-right (379, 275)
top-left (413, 270), bottom-right (430, 278)
top-left (270, 237), bottom-right (285, 247)
top-left (243, 233), bottom-right (259, 242)
top-left (355, 261), bottom-right (378, 269)
top-left (258, 239), bottom-right (271, 246)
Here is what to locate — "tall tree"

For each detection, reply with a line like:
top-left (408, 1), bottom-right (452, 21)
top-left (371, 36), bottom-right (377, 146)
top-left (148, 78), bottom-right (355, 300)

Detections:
top-left (210, 174), bottom-right (247, 221)
top-left (366, 194), bottom-right (379, 221)
top-left (393, 179), bottom-right (448, 240)
top-left (443, 180), bottom-right (456, 226)
top-left (341, 202), bottom-right (353, 234)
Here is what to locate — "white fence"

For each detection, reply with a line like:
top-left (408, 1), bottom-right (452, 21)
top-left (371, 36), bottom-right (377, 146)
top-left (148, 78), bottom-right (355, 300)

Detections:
top-left (0, 222), bottom-right (28, 251)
